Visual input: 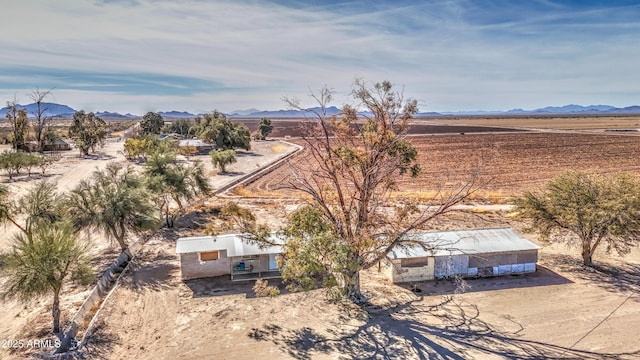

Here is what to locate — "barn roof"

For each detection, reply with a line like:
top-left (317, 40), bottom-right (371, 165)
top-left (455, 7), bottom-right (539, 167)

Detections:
top-left (176, 234), bottom-right (283, 256)
top-left (48, 138), bottom-right (72, 145)
top-left (178, 139), bottom-right (210, 147)
top-left (388, 228), bottom-right (540, 259)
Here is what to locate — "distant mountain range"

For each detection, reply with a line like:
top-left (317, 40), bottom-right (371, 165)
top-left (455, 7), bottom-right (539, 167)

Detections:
top-left (2, 102), bottom-right (640, 119)
top-left (95, 111), bottom-right (138, 119)
top-left (0, 102), bottom-right (75, 117)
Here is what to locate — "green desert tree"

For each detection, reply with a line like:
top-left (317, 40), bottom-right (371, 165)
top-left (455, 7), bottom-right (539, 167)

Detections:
top-left (278, 205), bottom-right (346, 292)
top-left (232, 123), bottom-right (251, 150)
top-left (190, 111), bottom-right (251, 150)
top-left (67, 162), bottom-right (159, 250)
top-left (1, 221), bottom-right (93, 336)
top-left (514, 170), bottom-right (640, 267)
top-left (256, 117), bottom-right (273, 140)
top-left (0, 184), bottom-right (20, 231)
top-left (22, 152), bottom-right (40, 177)
top-left (38, 154), bottom-right (59, 175)
top-left (16, 180), bottom-right (65, 235)
top-left (0, 180), bottom-right (66, 236)
top-left (0, 151), bottom-right (42, 180)
top-left (0, 151), bottom-right (23, 180)
top-left (145, 148), bottom-right (211, 227)
top-left (68, 110), bottom-right (108, 156)
top-left (162, 118), bottom-right (191, 136)
top-left (123, 136), bottom-right (155, 162)
top-left (139, 112), bottom-right (164, 135)
top-left (5, 98), bottom-right (29, 151)
top-left (210, 149), bottom-right (237, 173)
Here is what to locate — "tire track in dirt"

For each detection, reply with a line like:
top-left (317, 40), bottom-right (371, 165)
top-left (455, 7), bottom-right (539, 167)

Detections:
top-left (246, 132), bottom-right (640, 201)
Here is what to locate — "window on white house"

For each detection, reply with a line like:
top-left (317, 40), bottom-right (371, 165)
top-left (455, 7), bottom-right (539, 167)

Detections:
top-left (200, 251), bottom-right (220, 261)
top-left (401, 257), bottom-right (428, 268)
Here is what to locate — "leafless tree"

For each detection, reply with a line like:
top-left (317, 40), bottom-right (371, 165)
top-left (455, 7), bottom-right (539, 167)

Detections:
top-left (28, 88), bottom-right (54, 153)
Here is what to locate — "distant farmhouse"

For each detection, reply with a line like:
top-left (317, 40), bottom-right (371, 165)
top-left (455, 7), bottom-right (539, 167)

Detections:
top-left (177, 139), bottom-right (213, 155)
top-left (19, 138), bottom-right (72, 152)
top-left (43, 138), bottom-right (73, 152)
top-left (176, 228), bottom-right (539, 284)
top-left (158, 133), bottom-right (185, 141)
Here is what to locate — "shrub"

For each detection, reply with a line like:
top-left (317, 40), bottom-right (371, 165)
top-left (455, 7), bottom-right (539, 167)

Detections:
top-left (253, 279), bottom-right (280, 297)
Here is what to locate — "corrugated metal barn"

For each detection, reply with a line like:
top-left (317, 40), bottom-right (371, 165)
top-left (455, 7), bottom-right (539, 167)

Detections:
top-left (386, 228), bottom-right (540, 283)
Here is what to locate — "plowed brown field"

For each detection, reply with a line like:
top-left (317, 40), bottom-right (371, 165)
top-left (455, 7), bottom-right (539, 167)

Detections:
top-left (247, 132), bottom-right (640, 202)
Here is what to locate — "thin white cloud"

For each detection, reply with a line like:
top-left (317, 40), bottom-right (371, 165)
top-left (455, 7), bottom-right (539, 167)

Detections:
top-left (0, 0), bottom-right (639, 113)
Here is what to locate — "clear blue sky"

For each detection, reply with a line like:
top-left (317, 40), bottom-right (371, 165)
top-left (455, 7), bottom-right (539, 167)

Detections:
top-left (1, 0), bottom-right (639, 115)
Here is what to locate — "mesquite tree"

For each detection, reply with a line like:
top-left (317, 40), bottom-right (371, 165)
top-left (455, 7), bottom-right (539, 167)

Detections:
top-left (278, 79), bottom-right (483, 302)
top-left (210, 149), bottom-right (237, 173)
top-left (2, 222), bottom-right (92, 336)
top-left (140, 112), bottom-right (164, 135)
top-left (5, 98), bottom-right (29, 151)
top-left (69, 111), bottom-right (108, 156)
top-left (67, 162), bottom-right (159, 250)
top-left (515, 170), bottom-right (640, 266)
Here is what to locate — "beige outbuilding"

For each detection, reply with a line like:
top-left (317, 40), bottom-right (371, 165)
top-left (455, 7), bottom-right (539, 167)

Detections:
top-left (386, 228), bottom-right (540, 283)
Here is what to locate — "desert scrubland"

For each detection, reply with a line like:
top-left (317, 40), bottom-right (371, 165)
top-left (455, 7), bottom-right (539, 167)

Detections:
top-left (1, 116), bottom-right (640, 359)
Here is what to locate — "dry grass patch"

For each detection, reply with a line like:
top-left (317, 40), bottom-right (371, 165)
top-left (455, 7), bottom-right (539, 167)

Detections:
top-left (390, 189), bottom-right (508, 204)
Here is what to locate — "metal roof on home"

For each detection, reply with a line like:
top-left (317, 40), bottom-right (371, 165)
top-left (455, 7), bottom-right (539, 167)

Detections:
top-left (176, 234), bottom-right (283, 256)
top-left (388, 228), bottom-right (540, 259)
top-left (178, 139), bottom-right (210, 147)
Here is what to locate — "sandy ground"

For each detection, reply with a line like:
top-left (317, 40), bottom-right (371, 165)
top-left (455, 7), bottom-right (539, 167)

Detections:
top-left (0, 139), bottom-right (298, 360)
top-left (0, 140), bottom-right (128, 359)
top-left (2, 129), bottom-right (639, 359)
top-left (39, 210), bottom-right (638, 360)
top-left (0, 140), bottom-right (129, 247)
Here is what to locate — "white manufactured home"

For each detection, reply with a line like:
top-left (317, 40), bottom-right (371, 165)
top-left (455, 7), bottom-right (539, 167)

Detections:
top-left (175, 234), bottom-right (282, 281)
top-left (386, 228), bottom-right (540, 283)
top-left (177, 228), bottom-right (539, 284)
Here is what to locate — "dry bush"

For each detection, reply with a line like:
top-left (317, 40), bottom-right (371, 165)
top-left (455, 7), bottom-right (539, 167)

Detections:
top-left (232, 184), bottom-right (254, 197)
top-left (253, 279), bottom-right (280, 297)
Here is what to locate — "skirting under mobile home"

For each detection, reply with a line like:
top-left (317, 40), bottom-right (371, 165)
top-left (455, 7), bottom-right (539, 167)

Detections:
top-left (386, 228), bottom-right (540, 283)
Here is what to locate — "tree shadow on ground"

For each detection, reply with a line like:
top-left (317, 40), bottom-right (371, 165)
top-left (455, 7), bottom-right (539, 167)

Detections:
top-left (400, 266), bottom-right (572, 296)
top-left (183, 276), bottom-right (289, 299)
top-left (154, 227), bottom-right (182, 243)
top-left (542, 253), bottom-right (640, 296)
top-left (236, 151), bottom-right (263, 157)
top-left (248, 296), bottom-right (640, 360)
top-left (220, 171), bottom-right (245, 176)
top-left (79, 319), bottom-right (121, 360)
top-left (82, 153), bottom-right (116, 161)
top-left (1, 172), bottom-right (56, 183)
top-left (89, 247), bottom-right (121, 277)
top-left (118, 251), bottom-right (179, 292)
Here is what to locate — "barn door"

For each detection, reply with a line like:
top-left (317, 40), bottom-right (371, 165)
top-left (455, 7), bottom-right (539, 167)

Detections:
top-left (434, 255), bottom-right (469, 278)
